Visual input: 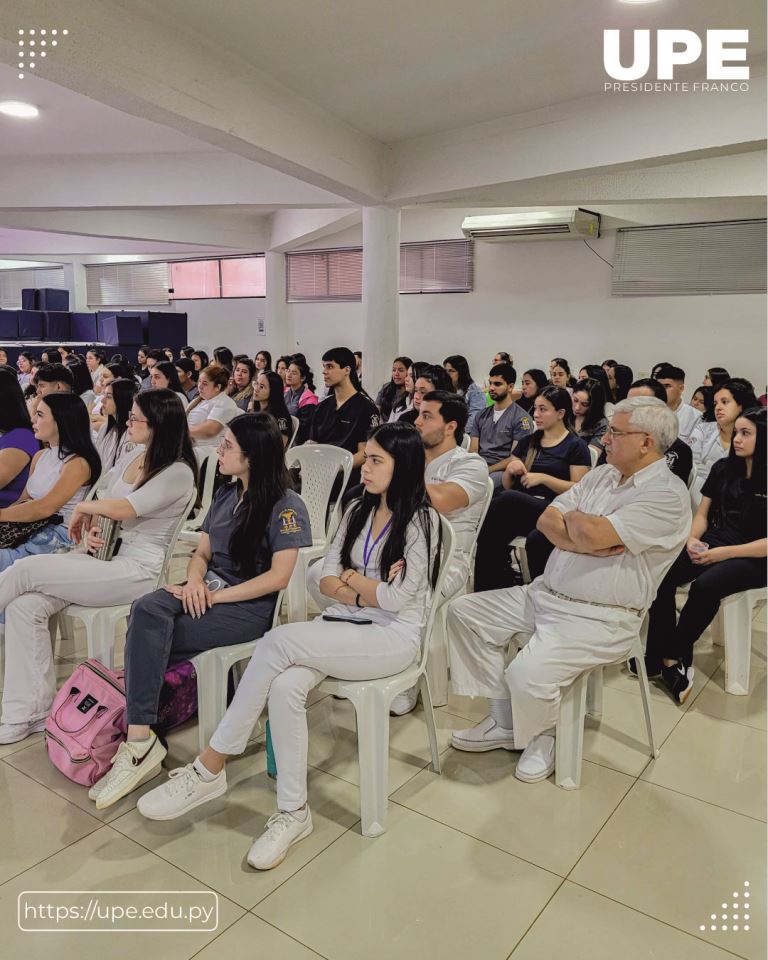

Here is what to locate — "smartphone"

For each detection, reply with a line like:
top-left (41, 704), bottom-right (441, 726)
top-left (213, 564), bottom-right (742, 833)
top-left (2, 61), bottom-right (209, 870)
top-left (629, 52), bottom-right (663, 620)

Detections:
top-left (322, 614), bottom-right (373, 625)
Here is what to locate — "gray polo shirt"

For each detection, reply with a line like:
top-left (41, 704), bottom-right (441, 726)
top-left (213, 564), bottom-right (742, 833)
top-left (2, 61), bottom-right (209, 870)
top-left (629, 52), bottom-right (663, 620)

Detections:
top-left (471, 402), bottom-right (534, 466)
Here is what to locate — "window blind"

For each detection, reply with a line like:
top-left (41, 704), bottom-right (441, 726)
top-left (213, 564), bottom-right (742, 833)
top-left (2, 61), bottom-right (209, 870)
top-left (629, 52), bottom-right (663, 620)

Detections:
top-left (85, 261), bottom-right (170, 307)
top-left (0, 266), bottom-right (66, 308)
top-left (400, 240), bottom-right (474, 293)
top-left (612, 220), bottom-right (767, 296)
top-left (286, 248), bottom-right (363, 302)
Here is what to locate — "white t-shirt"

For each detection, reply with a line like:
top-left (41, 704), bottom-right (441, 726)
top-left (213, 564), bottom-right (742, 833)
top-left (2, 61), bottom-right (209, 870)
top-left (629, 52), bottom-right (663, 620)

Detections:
top-left (187, 393), bottom-right (240, 447)
top-left (689, 420), bottom-right (728, 501)
top-left (425, 446), bottom-right (489, 598)
top-left (674, 402), bottom-right (702, 445)
top-left (103, 450), bottom-right (196, 575)
top-left (25, 446), bottom-right (90, 525)
top-left (546, 459), bottom-right (691, 611)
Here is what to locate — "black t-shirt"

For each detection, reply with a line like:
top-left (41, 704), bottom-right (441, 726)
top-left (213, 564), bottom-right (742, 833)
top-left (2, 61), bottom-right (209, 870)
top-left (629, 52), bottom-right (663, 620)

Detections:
top-left (310, 391), bottom-right (381, 455)
top-left (513, 432), bottom-right (590, 501)
top-left (597, 436), bottom-right (692, 484)
top-left (701, 459), bottom-right (766, 545)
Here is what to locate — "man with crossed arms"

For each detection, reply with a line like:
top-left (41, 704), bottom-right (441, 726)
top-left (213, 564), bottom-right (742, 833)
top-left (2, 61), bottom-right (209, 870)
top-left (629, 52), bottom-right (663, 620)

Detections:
top-left (446, 396), bottom-right (691, 782)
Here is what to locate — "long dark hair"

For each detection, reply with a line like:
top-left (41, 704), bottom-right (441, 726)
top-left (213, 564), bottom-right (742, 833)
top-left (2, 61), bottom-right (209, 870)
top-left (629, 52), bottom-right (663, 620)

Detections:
top-left (707, 366), bottom-right (730, 389)
top-left (572, 378), bottom-right (606, 433)
top-left (523, 369), bottom-right (548, 392)
top-left (66, 359), bottom-right (94, 396)
top-left (191, 350), bottom-right (209, 377)
top-left (0, 365), bottom-right (33, 433)
top-left (258, 370), bottom-right (292, 425)
top-left (419, 363), bottom-right (453, 394)
top-left (613, 363), bottom-right (634, 402)
top-left (715, 378), bottom-right (759, 417)
top-left (134, 389), bottom-right (199, 500)
top-left (104, 378), bottom-right (139, 461)
top-left (714, 408), bottom-right (766, 530)
top-left (526, 385), bottom-right (574, 460)
top-left (692, 385), bottom-right (716, 423)
top-left (288, 356), bottom-right (316, 392)
top-left (42, 393), bottom-right (101, 487)
top-left (322, 346), bottom-right (372, 400)
top-left (339, 421), bottom-right (440, 591)
top-left (256, 350), bottom-right (272, 371)
top-left (152, 360), bottom-right (187, 399)
top-left (443, 355), bottom-right (473, 394)
top-left (213, 346), bottom-right (234, 371)
top-left (378, 355), bottom-right (413, 420)
top-left (227, 412), bottom-right (291, 577)
top-left (551, 357), bottom-right (576, 388)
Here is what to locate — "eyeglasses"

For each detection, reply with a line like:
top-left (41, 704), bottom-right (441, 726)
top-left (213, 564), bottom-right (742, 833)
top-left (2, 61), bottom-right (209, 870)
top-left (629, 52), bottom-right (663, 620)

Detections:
top-left (127, 414), bottom-right (148, 424)
top-left (605, 427), bottom-right (648, 439)
top-left (216, 438), bottom-right (235, 451)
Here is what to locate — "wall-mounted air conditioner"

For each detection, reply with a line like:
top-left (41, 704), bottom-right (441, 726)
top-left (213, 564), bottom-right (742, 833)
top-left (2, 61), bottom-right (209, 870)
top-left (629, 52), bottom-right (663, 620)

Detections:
top-left (461, 208), bottom-right (601, 242)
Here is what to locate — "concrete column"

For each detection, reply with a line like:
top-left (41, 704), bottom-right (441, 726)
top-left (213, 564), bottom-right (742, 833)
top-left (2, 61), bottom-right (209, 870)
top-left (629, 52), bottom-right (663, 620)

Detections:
top-left (265, 250), bottom-right (294, 358)
top-left (362, 206), bottom-right (400, 396)
top-left (63, 261), bottom-right (88, 311)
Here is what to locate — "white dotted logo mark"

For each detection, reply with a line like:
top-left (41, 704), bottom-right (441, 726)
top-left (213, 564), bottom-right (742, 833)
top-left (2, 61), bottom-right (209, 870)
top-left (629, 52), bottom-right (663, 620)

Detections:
top-left (16, 27), bottom-right (69, 78)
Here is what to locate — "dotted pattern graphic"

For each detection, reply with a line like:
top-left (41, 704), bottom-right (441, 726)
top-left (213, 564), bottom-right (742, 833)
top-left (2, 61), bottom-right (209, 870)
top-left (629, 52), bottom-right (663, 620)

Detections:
top-left (16, 28), bottom-right (69, 78)
top-left (700, 882), bottom-right (751, 933)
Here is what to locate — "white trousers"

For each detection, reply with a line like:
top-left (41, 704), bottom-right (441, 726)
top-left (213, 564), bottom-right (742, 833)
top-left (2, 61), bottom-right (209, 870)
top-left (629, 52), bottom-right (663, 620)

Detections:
top-left (209, 617), bottom-right (419, 811)
top-left (446, 579), bottom-right (642, 748)
top-left (0, 553), bottom-right (155, 724)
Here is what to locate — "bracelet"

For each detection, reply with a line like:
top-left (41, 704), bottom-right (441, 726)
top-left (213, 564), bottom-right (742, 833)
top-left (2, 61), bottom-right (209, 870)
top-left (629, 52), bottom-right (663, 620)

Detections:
top-left (341, 570), bottom-right (355, 586)
top-left (355, 593), bottom-right (363, 608)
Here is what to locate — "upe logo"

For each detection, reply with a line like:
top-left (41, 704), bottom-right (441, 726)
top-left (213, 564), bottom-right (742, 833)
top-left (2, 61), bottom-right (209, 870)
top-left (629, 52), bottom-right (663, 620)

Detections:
top-left (604, 29), bottom-right (749, 81)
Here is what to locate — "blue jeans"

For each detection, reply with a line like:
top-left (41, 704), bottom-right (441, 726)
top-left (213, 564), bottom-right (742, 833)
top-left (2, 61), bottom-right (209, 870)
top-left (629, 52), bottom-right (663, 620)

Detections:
top-left (0, 523), bottom-right (73, 623)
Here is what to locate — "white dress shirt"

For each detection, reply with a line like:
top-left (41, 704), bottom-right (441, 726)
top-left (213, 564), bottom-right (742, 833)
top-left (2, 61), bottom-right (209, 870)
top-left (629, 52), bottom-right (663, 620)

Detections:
top-left (545, 459), bottom-right (691, 611)
top-left (673, 402), bottom-right (702, 445)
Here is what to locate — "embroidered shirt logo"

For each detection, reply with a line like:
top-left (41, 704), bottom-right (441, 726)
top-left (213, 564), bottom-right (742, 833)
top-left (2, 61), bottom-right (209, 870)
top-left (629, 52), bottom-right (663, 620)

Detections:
top-left (279, 508), bottom-right (302, 535)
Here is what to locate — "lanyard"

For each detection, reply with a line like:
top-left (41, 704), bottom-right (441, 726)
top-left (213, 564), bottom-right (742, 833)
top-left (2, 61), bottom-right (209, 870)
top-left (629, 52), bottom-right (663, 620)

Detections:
top-left (363, 515), bottom-right (392, 575)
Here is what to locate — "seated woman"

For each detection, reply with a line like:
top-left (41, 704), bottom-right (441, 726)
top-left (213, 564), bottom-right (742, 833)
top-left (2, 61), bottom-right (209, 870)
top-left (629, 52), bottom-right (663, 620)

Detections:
top-left (473, 386), bottom-right (590, 591)
top-left (137, 421), bottom-right (441, 870)
top-left (17, 352), bottom-right (36, 391)
top-left (572, 378), bottom-right (609, 450)
top-left (550, 358), bottom-right (577, 393)
top-left (400, 364), bottom-right (453, 427)
top-left (376, 356), bottom-right (413, 421)
top-left (0, 393), bottom-right (100, 572)
top-left (149, 360), bottom-right (190, 409)
top-left (0, 367), bottom-right (40, 510)
top-left (283, 357), bottom-right (318, 442)
top-left (67, 358), bottom-right (98, 410)
top-left (689, 378), bottom-right (758, 501)
top-left (0, 389), bottom-right (198, 745)
top-left (186, 364), bottom-right (241, 452)
top-left (228, 356), bottom-right (257, 411)
top-left (191, 350), bottom-right (209, 378)
top-left (88, 413), bottom-right (310, 808)
top-left (275, 356), bottom-right (291, 385)
top-left (89, 361), bottom-right (123, 428)
top-left (86, 347), bottom-right (108, 389)
top-left (443, 355), bottom-right (485, 432)
top-left (390, 361), bottom-right (427, 423)
top-left (643, 407), bottom-right (766, 703)
top-left (249, 371), bottom-right (293, 447)
top-left (517, 369), bottom-right (548, 413)
top-left (213, 346), bottom-right (234, 373)
top-left (94, 377), bottom-right (140, 477)
top-left (703, 366), bottom-right (730, 389)
top-left (691, 384), bottom-right (715, 418)
top-left (255, 350), bottom-right (272, 373)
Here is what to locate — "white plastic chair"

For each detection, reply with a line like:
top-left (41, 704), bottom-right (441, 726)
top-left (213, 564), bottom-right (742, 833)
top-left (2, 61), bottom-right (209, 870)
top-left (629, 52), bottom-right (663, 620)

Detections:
top-left (427, 477), bottom-right (494, 706)
top-left (460, 434), bottom-right (471, 450)
top-left (710, 588), bottom-right (767, 695)
top-left (317, 515), bottom-right (455, 836)
top-left (175, 447), bottom-right (219, 549)
top-left (191, 586), bottom-right (285, 752)
top-left (589, 445), bottom-right (600, 468)
top-left (288, 416), bottom-right (299, 449)
top-left (284, 445), bottom-right (353, 623)
top-left (52, 487), bottom-right (199, 669)
top-left (509, 535), bottom-right (531, 584)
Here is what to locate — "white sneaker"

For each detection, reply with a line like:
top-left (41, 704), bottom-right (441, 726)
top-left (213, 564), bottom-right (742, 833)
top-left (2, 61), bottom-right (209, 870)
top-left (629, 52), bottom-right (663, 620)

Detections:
top-left (451, 716), bottom-right (516, 753)
top-left (515, 734), bottom-right (556, 783)
top-left (247, 808), bottom-right (314, 870)
top-left (0, 717), bottom-right (46, 745)
top-left (390, 685), bottom-right (419, 716)
top-left (94, 736), bottom-right (167, 810)
top-left (137, 762), bottom-right (227, 820)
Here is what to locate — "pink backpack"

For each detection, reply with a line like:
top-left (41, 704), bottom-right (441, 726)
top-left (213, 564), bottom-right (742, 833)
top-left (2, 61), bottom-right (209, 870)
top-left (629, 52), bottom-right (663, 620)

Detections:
top-left (45, 659), bottom-right (127, 786)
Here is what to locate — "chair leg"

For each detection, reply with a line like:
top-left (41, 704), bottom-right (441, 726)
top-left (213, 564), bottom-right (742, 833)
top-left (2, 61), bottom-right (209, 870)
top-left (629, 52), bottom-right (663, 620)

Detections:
top-left (286, 556), bottom-right (308, 624)
top-left (348, 684), bottom-right (391, 837)
top-left (425, 602), bottom-right (449, 707)
top-left (631, 638), bottom-right (658, 758)
top-left (195, 655), bottom-right (223, 754)
top-left (586, 667), bottom-right (603, 720)
top-left (418, 673), bottom-right (442, 775)
top-left (722, 596), bottom-right (752, 696)
top-left (555, 672), bottom-right (588, 790)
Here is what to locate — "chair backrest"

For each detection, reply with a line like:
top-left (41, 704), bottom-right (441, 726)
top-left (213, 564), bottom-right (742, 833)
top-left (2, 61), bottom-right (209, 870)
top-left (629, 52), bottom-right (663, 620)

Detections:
top-left (416, 515), bottom-right (456, 673)
top-left (286, 444), bottom-right (353, 542)
top-left (460, 433), bottom-right (471, 450)
top-left (157, 486), bottom-right (201, 587)
top-left (589, 445), bottom-right (600, 468)
top-left (188, 447), bottom-right (219, 527)
top-left (467, 477), bottom-right (494, 569)
top-left (288, 416), bottom-right (299, 450)
top-left (686, 466), bottom-right (696, 490)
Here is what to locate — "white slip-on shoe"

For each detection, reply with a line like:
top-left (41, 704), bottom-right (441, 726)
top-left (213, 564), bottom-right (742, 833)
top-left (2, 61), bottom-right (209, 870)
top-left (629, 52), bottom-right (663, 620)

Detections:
top-left (0, 717), bottom-right (46, 745)
top-left (94, 736), bottom-right (167, 810)
top-left (137, 762), bottom-right (227, 820)
top-left (247, 808), bottom-right (314, 870)
top-left (390, 685), bottom-right (419, 716)
top-left (515, 734), bottom-right (556, 783)
top-left (451, 716), bottom-right (517, 753)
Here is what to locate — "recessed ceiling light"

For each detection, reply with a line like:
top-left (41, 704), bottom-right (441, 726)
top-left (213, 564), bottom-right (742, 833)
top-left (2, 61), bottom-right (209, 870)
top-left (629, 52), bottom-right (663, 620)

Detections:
top-left (0, 101), bottom-right (39, 118)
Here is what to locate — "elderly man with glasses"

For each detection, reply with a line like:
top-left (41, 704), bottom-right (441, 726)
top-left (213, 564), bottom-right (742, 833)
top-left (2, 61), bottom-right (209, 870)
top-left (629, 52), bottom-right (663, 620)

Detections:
top-left (445, 396), bottom-right (691, 783)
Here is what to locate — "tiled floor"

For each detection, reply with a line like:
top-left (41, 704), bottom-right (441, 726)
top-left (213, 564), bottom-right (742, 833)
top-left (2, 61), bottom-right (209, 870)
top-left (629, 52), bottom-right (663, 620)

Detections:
top-left (0, 608), bottom-right (765, 960)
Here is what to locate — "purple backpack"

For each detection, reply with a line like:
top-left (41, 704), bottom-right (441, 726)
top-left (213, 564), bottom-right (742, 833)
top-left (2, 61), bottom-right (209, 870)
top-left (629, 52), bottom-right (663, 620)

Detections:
top-left (156, 661), bottom-right (198, 733)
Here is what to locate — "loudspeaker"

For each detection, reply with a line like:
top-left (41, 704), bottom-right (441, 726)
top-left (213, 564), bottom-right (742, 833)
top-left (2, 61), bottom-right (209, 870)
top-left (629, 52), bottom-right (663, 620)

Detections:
top-left (17, 310), bottom-right (44, 340)
top-left (21, 289), bottom-right (37, 310)
top-left (0, 309), bottom-right (18, 339)
top-left (43, 311), bottom-right (71, 341)
top-left (70, 312), bottom-right (98, 342)
top-left (38, 289), bottom-right (70, 311)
